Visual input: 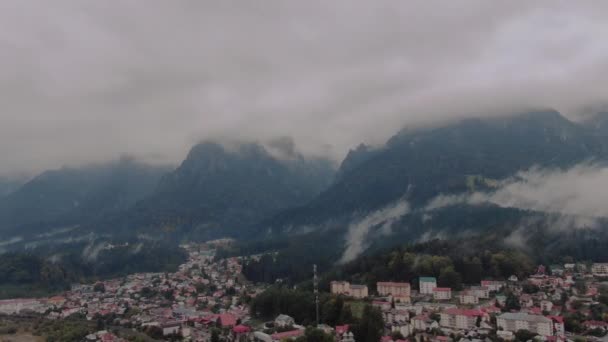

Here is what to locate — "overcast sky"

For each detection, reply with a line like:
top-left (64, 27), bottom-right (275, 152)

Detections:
top-left (1, 1), bottom-right (608, 176)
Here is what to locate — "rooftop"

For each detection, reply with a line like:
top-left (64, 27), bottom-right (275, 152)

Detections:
top-left (498, 312), bottom-right (551, 323)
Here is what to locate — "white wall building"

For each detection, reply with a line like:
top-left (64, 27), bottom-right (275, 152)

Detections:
top-left (497, 313), bottom-right (553, 337)
top-left (440, 309), bottom-right (485, 330)
top-left (459, 291), bottom-right (479, 305)
top-left (419, 277), bottom-right (437, 295)
top-left (480, 280), bottom-right (505, 292)
top-left (592, 263), bottom-right (608, 276)
top-left (433, 288), bottom-right (452, 300)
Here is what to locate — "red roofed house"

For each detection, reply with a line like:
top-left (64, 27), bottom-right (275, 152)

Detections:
top-left (233, 324), bottom-right (251, 335)
top-left (100, 332), bottom-right (120, 342)
top-left (214, 313), bottom-right (235, 327)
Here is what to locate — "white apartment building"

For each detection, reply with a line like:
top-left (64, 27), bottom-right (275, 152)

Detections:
top-left (440, 309), bottom-right (485, 330)
top-left (592, 263), bottom-right (608, 276)
top-left (459, 291), bottom-right (479, 305)
top-left (497, 313), bottom-right (553, 337)
top-left (470, 286), bottom-right (490, 299)
top-left (419, 277), bottom-right (437, 295)
top-left (433, 287), bottom-right (452, 300)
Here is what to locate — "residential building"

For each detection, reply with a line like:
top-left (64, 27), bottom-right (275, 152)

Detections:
top-left (440, 309), bottom-right (485, 330)
top-left (161, 322), bottom-right (181, 336)
top-left (459, 291), bottom-right (478, 305)
top-left (330, 281), bottom-right (368, 298)
top-left (412, 314), bottom-right (437, 331)
top-left (480, 280), bottom-right (505, 292)
top-left (470, 286), bottom-right (490, 299)
top-left (377, 282), bottom-right (411, 298)
top-left (331, 281), bottom-right (351, 296)
top-left (373, 301), bottom-right (391, 311)
top-left (433, 288), bottom-right (452, 300)
top-left (271, 329), bottom-right (304, 341)
top-left (419, 277), bottom-right (437, 295)
top-left (0, 299), bottom-right (47, 314)
top-left (548, 316), bottom-right (565, 336)
top-left (384, 309), bottom-right (409, 323)
top-left (583, 320), bottom-right (608, 331)
top-left (591, 263), bottom-right (608, 276)
top-left (540, 300), bottom-right (553, 313)
top-left (497, 313), bottom-right (553, 337)
top-left (350, 285), bottom-right (369, 299)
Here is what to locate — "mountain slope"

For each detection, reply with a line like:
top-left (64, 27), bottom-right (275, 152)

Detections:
top-left (0, 177), bottom-right (26, 198)
top-left (94, 142), bottom-right (335, 240)
top-left (0, 158), bottom-right (171, 240)
top-left (260, 110), bottom-right (608, 235)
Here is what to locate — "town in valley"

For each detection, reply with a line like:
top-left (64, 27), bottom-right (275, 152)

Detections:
top-left (1, 242), bottom-right (608, 342)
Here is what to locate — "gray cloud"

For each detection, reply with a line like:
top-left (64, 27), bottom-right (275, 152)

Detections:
top-left (2, 1), bottom-right (608, 175)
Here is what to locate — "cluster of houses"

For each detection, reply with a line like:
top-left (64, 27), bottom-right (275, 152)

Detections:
top-left (0, 242), bottom-right (264, 341)
top-left (326, 262), bottom-right (608, 342)
top-left (2, 244), bottom-right (608, 342)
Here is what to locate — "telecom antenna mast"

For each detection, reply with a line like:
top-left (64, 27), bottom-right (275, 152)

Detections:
top-left (314, 264), bottom-right (319, 326)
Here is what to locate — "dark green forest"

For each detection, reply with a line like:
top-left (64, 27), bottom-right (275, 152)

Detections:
top-left (0, 243), bottom-right (187, 299)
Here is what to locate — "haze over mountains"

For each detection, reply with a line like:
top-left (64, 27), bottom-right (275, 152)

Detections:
top-left (2, 111), bottom-right (608, 262)
top-left (0, 141), bottom-right (336, 248)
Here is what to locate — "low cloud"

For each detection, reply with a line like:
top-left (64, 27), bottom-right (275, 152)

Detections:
top-left (82, 241), bottom-right (105, 262)
top-left (425, 163), bottom-right (608, 227)
top-left (0, 236), bottom-right (22, 247)
top-left (130, 242), bottom-right (144, 255)
top-left (339, 200), bottom-right (410, 263)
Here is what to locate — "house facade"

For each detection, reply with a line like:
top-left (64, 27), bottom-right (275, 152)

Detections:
top-left (459, 291), bottom-right (479, 305)
top-left (377, 282), bottom-right (411, 299)
top-left (497, 313), bottom-right (553, 337)
top-left (440, 309), bottom-right (485, 330)
top-left (433, 288), bottom-right (452, 300)
top-left (480, 280), bottom-right (505, 292)
top-left (330, 281), bottom-right (368, 298)
top-left (419, 277), bottom-right (437, 295)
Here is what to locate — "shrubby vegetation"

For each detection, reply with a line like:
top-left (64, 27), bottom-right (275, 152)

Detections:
top-left (250, 286), bottom-right (383, 342)
top-left (242, 238), bottom-right (536, 291)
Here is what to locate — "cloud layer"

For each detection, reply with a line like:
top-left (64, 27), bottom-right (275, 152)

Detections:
top-left (2, 1), bottom-right (608, 174)
top-left (426, 163), bottom-right (608, 222)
